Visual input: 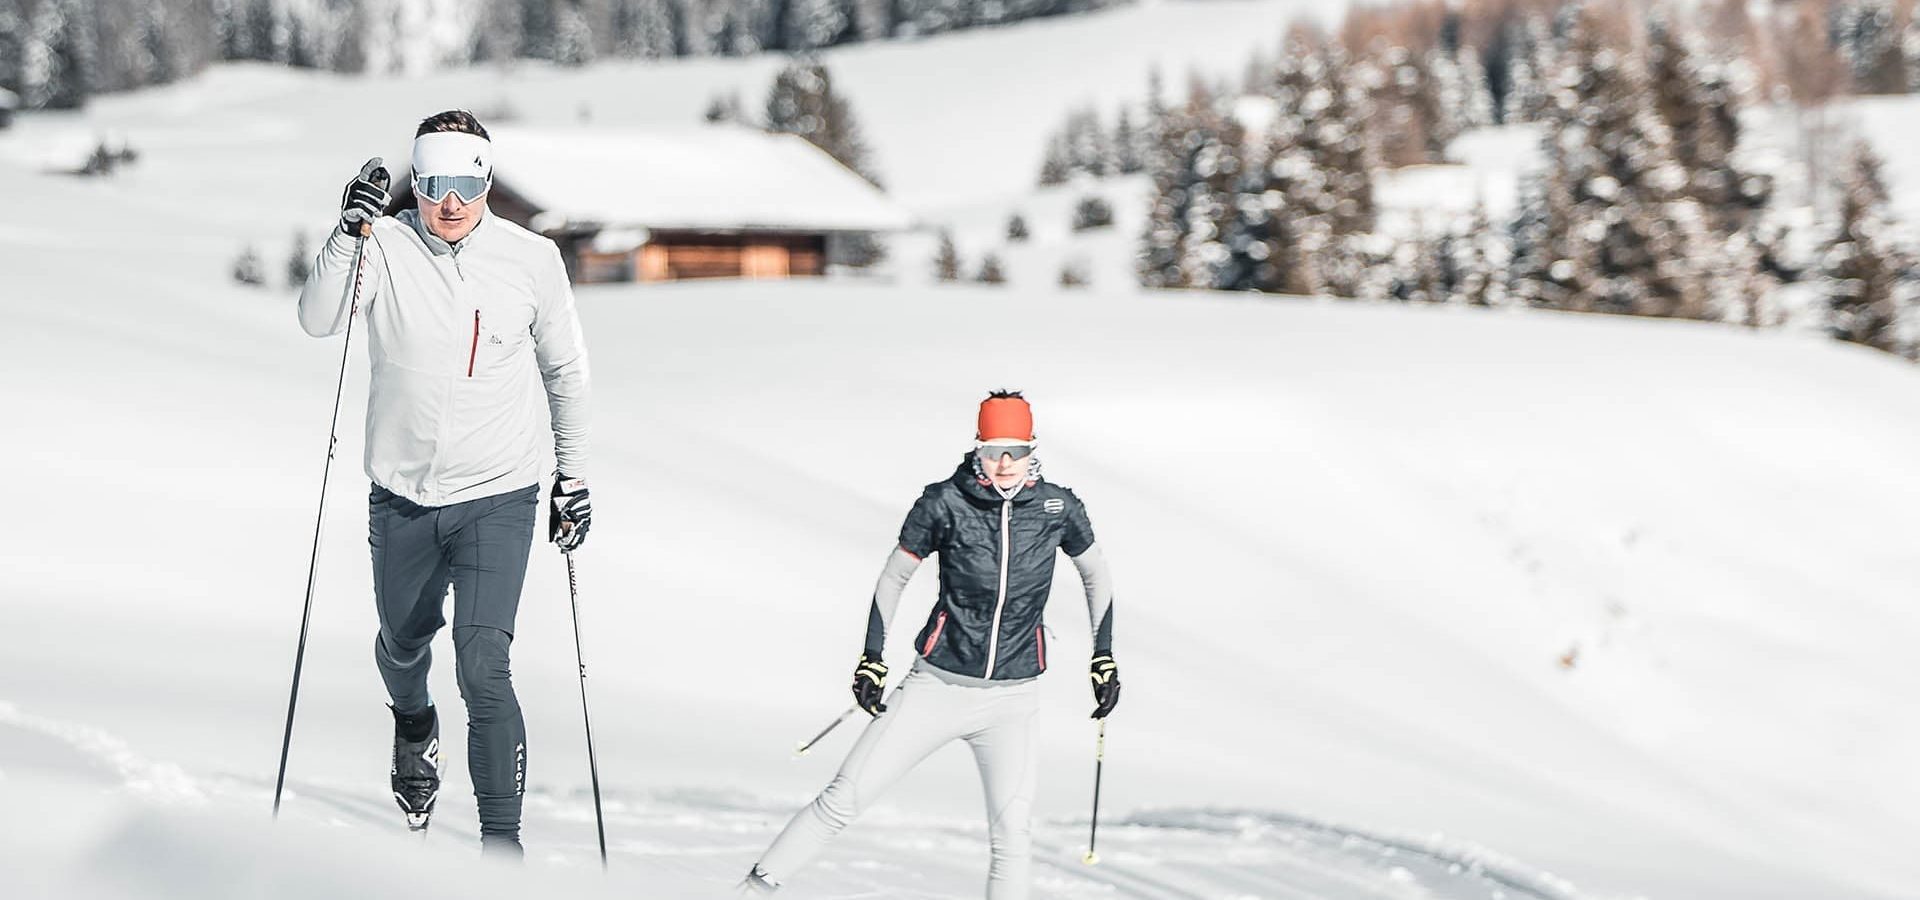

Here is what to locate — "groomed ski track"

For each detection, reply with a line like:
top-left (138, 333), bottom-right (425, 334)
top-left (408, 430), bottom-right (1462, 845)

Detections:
top-left (2, 702), bottom-right (1571, 899)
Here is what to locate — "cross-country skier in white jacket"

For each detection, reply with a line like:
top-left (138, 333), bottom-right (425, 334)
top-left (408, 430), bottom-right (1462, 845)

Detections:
top-left (741, 391), bottom-right (1122, 897)
top-left (297, 110), bottom-right (592, 857)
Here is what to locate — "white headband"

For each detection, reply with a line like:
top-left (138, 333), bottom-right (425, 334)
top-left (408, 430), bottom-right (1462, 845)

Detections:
top-left (411, 131), bottom-right (492, 180)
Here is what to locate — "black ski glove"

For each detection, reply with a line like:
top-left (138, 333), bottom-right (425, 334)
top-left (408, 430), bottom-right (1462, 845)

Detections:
top-left (549, 475), bottom-right (591, 552)
top-left (339, 166), bottom-right (390, 236)
top-left (852, 653), bottom-right (888, 717)
top-left (1090, 655), bottom-right (1121, 719)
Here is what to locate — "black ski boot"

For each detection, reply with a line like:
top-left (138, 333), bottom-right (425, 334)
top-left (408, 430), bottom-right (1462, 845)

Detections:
top-left (390, 705), bottom-right (441, 831)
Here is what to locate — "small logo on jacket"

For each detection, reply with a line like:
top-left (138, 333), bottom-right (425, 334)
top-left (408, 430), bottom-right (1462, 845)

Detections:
top-left (1044, 498), bottom-right (1065, 514)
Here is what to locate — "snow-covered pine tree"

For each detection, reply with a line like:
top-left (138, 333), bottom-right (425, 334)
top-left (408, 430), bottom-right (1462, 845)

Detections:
top-left (1215, 35), bottom-right (1376, 297)
top-left (0, 5), bottom-right (23, 100)
top-left (1507, 132), bottom-right (1575, 309)
top-left (1427, 43), bottom-right (1494, 151)
top-left (896, 0), bottom-right (968, 38)
top-left (678, 0), bottom-right (724, 56)
top-left (1649, 15), bottom-right (1778, 321)
top-left (611, 0), bottom-right (678, 59)
top-left (552, 0), bottom-right (595, 65)
top-left (1065, 106), bottom-right (1110, 177)
top-left (1113, 107), bottom-right (1145, 174)
top-left (1821, 140), bottom-right (1915, 355)
top-left (468, 0), bottom-right (522, 62)
top-left (934, 230), bottom-right (962, 281)
top-left (727, 0), bottom-right (783, 54)
top-left (17, 0), bottom-right (100, 109)
top-left (1387, 222), bottom-right (1449, 303)
top-left (1497, 14), bottom-right (1555, 125)
top-left (850, 0), bottom-right (891, 41)
top-left (764, 58), bottom-right (883, 187)
top-left (783, 0), bottom-right (851, 51)
top-left (1904, 5), bottom-right (1920, 94)
top-left (1830, 0), bottom-right (1905, 95)
top-left (1303, 42), bottom-right (1377, 298)
top-left (1450, 199), bottom-right (1505, 307)
top-left (1007, 213), bottom-right (1029, 241)
top-left (1218, 51), bottom-right (1311, 293)
top-left (1138, 81), bottom-right (1235, 289)
top-left (1369, 45), bottom-right (1432, 168)
top-left (1037, 134), bottom-right (1070, 186)
top-left (1176, 85), bottom-right (1245, 290)
top-left (1510, 12), bottom-right (1713, 320)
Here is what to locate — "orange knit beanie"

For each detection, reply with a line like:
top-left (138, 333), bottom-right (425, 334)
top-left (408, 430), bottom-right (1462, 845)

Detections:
top-left (977, 392), bottom-right (1034, 443)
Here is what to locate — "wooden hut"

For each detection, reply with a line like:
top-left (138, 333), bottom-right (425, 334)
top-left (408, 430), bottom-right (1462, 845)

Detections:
top-left (388, 126), bottom-right (909, 283)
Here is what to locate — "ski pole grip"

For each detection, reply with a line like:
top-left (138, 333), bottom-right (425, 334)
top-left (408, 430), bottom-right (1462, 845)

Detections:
top-left (355, 157), bottom-right (390, 238)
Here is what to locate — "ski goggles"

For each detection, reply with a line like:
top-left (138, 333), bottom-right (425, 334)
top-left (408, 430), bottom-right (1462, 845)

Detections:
top-left (414, 173), bottom-right (491, 204)
top-left (975, 442), bottom-right (1036, 461)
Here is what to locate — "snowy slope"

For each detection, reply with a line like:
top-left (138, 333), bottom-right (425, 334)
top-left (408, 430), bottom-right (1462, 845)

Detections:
top-left (6, 188), bottom-right (1920, 897)
top-left (5, 5), bottom-right (1920, 898)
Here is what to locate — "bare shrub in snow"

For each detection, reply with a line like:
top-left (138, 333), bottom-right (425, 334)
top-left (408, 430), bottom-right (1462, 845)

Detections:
top-left (232, 246), bottom-right (265, 287)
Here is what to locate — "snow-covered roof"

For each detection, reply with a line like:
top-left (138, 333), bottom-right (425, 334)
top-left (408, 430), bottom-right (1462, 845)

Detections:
top-left (488, 126), bottom-right (910, 233)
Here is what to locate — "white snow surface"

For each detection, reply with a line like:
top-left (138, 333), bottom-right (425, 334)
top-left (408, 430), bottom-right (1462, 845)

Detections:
top-left (4, 5), bottom-right (1920, 899)
top-left (492, 126), bottom-right (911, 232)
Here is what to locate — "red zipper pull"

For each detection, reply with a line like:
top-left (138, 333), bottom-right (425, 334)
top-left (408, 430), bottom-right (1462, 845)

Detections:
top-left (467, 309), bottom-right (479, 377)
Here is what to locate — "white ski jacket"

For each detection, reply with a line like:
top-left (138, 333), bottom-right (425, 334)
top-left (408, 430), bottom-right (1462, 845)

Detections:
top-left (298, 210), bottom-right (590, 508)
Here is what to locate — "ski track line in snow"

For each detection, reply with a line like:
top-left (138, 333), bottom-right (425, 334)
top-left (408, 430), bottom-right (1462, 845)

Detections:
top-left (0, 700), bottom-right (206, 805)
top-left (1120, 809), bottom-right (1578, 900)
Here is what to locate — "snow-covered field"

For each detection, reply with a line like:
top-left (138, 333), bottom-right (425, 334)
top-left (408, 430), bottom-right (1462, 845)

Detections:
top-left (7, 3), bottom-right (1920, 898)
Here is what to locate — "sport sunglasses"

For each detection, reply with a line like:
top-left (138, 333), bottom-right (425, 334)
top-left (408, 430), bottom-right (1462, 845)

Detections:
top-left (414, 174), bottom-right (491, 204)
top-left (975, 443), bottom-right (1036, 460)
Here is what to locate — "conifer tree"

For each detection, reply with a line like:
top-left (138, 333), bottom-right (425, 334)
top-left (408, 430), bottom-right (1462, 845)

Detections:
top-left (976, 252), bottom-right (1007, 285)
top-left (1831, 0), bottom-right (1905, 94)
top-left (784, 0), bottom-right (851, 51)
top-left (1139, 81), bottom-right (1234, 289)
top-left (1508, 13), bottom-right (1712, 319)
top-left (934, 230), bottom-right (963, 282)
top-left (612, 0), bottom-right (677, 59)
top-left (1822, 140), bottom-right (1915, 355)
top-left (1113, 107), bottom-right (1145, 174)
top-left (765, 58), bottom-right (883, 187)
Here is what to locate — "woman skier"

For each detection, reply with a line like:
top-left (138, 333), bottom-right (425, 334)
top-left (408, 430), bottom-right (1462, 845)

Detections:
top-left (741, 390), bottom-right (1121, 898)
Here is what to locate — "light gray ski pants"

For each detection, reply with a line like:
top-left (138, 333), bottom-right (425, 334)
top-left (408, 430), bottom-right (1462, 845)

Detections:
top-left (755, 665), bottom-right (1040, 898)
top-left (369, 482), bottom-right (537, 839)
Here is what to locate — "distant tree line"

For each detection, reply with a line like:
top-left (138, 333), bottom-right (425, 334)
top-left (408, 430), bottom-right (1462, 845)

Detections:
top-left (0, 0), bottom-right (1134, 111)
top-left (1126, 0), bottom-right (1920, 359)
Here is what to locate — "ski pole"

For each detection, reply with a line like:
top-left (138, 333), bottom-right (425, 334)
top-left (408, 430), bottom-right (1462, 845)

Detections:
top-left (274, 158), bottom-right (387, 819)
top-left (1083, 719), bottom-right (1107, 865)
top-left (794, 706), bottom-right (859, 756)
top-left (564, 550), bottom-right (610, 870)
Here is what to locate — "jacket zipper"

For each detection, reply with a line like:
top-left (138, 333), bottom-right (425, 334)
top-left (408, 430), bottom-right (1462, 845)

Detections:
top-left (922, 611), bottom-right (947, 656)
top-left (466, 309), bottom-right (479, 377)
top-left (1035, 624), bottom-right (1046, 671)
top-left (983, 499), bottom-right (1012, 678)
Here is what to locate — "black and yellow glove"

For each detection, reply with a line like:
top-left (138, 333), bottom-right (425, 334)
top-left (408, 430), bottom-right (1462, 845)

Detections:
top-left (1089, 655), bottom-right (1121, 719)
top-left (852, 653), bottom-right (889, 717)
